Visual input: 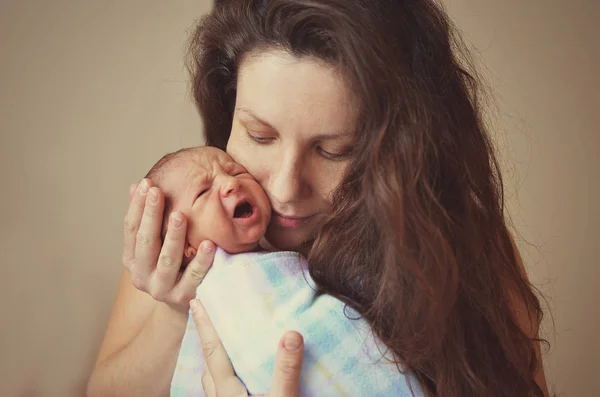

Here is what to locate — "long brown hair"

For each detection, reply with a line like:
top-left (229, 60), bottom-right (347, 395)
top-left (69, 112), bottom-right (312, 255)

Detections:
top-left (186, 1), bottom-right (547, 396)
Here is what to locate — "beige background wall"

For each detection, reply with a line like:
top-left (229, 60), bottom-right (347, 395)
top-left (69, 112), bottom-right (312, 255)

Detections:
top-left (0, 1), bottom-right (597, 396)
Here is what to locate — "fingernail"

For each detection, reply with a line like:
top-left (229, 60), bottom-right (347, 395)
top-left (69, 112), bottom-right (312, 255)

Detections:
top-left (170, 212), bottom-right (183, 228)
top-left (201, 241), bottom-right (214, 254)
top-left (149, 188), bottom-right (158, 204)
top-left (189, 299), bottom-right (199, 313)
top-left (138, 179), bottom-right (149, 194)
top-left (283, 333), bottom-right (302, 351)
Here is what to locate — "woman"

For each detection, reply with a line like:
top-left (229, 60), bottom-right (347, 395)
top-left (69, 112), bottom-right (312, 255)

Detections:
top-left (87, 0), bottom-right (550, 396)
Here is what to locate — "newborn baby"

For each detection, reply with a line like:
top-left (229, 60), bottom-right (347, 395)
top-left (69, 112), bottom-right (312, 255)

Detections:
top-left (144, 146), bottom-right (422, 397)
top-left (144, 146), bottom-right (271, 265)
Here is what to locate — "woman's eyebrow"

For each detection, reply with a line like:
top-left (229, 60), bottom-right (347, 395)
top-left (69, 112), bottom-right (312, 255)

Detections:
top-left (237, 106), bottom-right (352, 139)
top-left (312, 133), bottom-right (352, 141)
top-left (235, 107), bottom-right (277, 130)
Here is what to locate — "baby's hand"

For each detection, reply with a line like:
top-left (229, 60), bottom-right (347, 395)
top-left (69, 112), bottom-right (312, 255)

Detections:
top-left (122, 179), bottom-right (215, 311)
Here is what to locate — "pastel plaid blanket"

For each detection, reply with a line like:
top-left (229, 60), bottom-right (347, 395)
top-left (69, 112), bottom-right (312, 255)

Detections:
top-left (170, 248), bottom-right (423, 397)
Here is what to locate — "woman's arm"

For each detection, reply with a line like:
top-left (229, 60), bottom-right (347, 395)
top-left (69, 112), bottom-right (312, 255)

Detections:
top-left (87, 181), bottom-right (215, 397)
top-left (87, 179), bottom-right (307, 396)
top-left (86, 270), bottom-right (188, 397)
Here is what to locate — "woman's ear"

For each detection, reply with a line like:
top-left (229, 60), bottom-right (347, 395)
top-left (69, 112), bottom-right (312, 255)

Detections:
top-left (185, 243), bottom-right (198, 259)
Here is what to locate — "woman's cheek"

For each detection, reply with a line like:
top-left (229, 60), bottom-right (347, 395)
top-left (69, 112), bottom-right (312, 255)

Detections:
top-left (228, 137), bottom-right (270, 184)
top-left (313, 157), bottom-right (347, 204)
top-left (226, 130), bottom-right (256, 169)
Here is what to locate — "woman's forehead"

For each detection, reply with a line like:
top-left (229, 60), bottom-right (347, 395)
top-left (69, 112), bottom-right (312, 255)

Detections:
top-left (236, 50), bottom-right (359, 139)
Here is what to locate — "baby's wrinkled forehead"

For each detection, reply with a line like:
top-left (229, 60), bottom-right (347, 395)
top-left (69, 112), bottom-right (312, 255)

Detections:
top-left (183, 149), bottom-right (237, 180)
top-left (150, 147), bottom-right (243, 202)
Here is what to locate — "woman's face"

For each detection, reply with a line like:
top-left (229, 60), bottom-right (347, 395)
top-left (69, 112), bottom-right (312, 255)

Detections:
top-left (226, 50), bottom-right (359, 255)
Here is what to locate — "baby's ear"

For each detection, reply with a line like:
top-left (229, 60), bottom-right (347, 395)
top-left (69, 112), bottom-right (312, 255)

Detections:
top-left (184, 243), bottom-right (197, 259)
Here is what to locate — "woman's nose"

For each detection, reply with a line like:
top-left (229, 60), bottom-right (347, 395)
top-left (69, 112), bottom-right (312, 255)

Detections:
top-left (268, 156), bottom-right (309, 204)
top-left (220, 176), bottom-right (240, 196)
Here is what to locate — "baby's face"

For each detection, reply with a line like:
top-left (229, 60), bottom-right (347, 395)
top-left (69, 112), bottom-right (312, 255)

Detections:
top-left (162, 148), bottom-right (271, 254)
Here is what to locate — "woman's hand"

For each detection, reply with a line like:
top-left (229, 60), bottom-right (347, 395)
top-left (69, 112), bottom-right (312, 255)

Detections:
top-left (190, 299), bottom-right (305, 397)
top-left (122, 179), bottom-right (216, 311)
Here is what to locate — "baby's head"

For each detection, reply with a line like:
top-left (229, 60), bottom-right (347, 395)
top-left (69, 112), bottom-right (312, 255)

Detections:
top-left (145, 146), bottom-right (271, 263)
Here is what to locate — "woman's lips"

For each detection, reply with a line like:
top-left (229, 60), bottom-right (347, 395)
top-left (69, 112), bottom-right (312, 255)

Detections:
top-left (271, 212), bottom-right (313, 228)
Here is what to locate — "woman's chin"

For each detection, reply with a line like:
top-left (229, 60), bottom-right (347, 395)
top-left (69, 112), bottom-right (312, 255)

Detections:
top-left (264, 228), bottom-right (314, 254)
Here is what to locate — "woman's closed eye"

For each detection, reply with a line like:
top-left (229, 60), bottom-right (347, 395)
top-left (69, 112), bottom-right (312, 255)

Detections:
top-left (246, 128), bottom-right (351, 160)
top-left (316, 145), bottom-right (352, 161)
top-left (246, 130), bottom-right (274, 144)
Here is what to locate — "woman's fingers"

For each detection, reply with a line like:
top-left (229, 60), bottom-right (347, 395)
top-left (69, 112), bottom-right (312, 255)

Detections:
top-left (190, 299), bottom-right (236, 385)
top-left (133, 185), bottom-right (164, 281)
top-left (201, 364), bottom-right (217, 397)
top-left (128, 183), bottom-right (139, 202)
top-left (122, 179), bottom-right (149, 272)
top-left (149, 211), bottom-right (188, 301)
top-left (170, 241), bottom-right (215, 306)
top-left (123, 180), bottom-right (215, 309)
top-left (190, 298), bottom-right (304, 397)
top-left (269, 331), bottom-right (304, 397)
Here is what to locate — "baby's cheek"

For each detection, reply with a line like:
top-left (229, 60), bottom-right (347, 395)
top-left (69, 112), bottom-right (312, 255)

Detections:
top-left (187, 207), bottom-right (214, 247)
top-left (193, 203), bottom-right (235, 248)
top-left (185, 218), bottom-right (203, 248)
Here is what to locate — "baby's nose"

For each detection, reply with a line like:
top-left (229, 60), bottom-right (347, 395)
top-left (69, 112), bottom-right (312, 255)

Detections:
top-left (221, 176), bottom-right (240, 196)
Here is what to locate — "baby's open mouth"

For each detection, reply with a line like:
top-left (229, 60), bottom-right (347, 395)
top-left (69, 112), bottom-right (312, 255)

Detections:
top-left (233, 201), bottom-right (254, 219)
